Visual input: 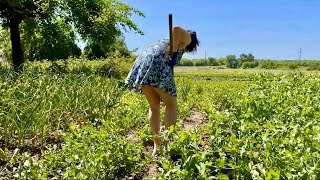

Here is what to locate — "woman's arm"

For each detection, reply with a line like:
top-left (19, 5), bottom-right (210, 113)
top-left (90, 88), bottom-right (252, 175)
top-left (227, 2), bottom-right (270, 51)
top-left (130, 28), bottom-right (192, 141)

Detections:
top-left (172, 26), bottom-right (191, 52)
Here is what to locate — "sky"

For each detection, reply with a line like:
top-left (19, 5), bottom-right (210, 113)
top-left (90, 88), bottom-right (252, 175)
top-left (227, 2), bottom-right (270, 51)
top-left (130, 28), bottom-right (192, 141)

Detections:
top-left (121, 0), bottom-right (320, 60)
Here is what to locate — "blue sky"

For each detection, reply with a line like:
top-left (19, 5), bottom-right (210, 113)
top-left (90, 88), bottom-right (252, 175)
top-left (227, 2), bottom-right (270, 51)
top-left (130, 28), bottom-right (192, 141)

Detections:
top-left (122, 0), bottom-right (320, 60)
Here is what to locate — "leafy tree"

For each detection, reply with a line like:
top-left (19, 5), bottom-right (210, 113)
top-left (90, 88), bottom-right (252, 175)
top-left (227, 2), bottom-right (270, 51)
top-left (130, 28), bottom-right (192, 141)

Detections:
top-left (0, 0), bottom-right (144, 69)
top-left (21, 17), bottom-right (81, 61)
top-left (240, 53), bottom-right (255, 64)
top-left (83, 37), bottom-right (132, 59)
top-left (226, 55), bottom-right (240, 68)
top-left (239, 53), bottom-right (247, 62)
top-left (247, 53), bottom-right (254, 62)
top-left (208, 57), bottom-right (219, 66)
top-left (0, 0), bottom-right (54, 69)
top-left (111, 37), bottom-right (132, 58)
top-left (63, 0), bottom-right (144, 59)
top-left (217, 57), bottom-right (227, 65)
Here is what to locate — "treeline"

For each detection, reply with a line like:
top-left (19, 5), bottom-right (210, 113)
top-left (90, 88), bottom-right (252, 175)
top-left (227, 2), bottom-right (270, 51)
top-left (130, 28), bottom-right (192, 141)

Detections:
top-left (179, 53), bottom-right (257, 68)
top-left (179, 53), bottom-right (320, 70)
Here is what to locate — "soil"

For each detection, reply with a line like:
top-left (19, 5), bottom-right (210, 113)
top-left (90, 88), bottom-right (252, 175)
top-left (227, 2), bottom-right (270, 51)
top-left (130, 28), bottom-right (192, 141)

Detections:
top-left (183, 107), bottom-right (209, 131)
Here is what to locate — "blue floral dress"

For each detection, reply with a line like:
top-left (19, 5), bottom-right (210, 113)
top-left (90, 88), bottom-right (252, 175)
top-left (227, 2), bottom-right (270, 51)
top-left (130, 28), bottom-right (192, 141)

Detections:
top-left (125, 38), bottom-right (184, 97)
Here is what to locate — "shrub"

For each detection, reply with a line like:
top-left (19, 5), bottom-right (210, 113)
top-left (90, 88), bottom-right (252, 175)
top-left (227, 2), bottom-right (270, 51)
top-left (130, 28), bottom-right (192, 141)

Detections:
top-left (194, 59), bottom-right (208, 66)
top-left (288, 63), bottom-right (299, 69)
top-left (242, 61), bottom-right (259, 69)
top-left (179, 59), bottom-right (194, 66)
top-left (259, 60), bottom-right (279, 69)
top-left (307, 63), bottom-right (320, 71)
top-left (208, 57), bottom-right (219, 66)
top-left (25, 58), bottom-right (131, 79)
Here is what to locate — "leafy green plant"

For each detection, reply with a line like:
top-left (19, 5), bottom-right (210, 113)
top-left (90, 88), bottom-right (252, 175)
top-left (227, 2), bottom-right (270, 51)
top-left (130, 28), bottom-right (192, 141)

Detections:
top-left (1, 60), bottom-right (319, 179)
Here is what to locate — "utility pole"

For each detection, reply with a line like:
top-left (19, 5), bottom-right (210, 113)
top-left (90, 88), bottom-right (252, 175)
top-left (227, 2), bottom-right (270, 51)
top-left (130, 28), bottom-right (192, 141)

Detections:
top-left (205, 50), bottom-right (207, 60)
top-left (298, 48), bottom-right (302, 60)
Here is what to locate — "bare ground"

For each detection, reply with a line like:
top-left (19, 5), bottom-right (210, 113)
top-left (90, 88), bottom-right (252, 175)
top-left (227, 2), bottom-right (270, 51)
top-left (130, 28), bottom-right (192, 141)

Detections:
top-left (182, 107), bottom-right (209, 131)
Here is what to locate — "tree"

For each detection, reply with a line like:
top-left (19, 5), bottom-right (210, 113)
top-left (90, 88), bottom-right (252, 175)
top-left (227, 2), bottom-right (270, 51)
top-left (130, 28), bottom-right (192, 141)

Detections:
top-left (21, 17), bottom-right (81, 61)
top-left (0, 0), bottom-right (144, 69)
top-left (240, 53), bottom-right (255, 64)
top-left (0, 0), bottom-right (54, 69)
top-left (83, 36), bottom-right (132, 59)
top-left (239, 53), bottom-right (247, 62)
top-left (247, 53), bottom-right (254, 62)
top-left (109, 36), bottom-right (132, 58)
top-left (61, 0), bottom-right (144, 59)
top-left (208, 57), bottom-right (219, 66)
top-left (217, 57), bottom-right (227, 65)
top-left (226, 55), bottom-right (240, 68)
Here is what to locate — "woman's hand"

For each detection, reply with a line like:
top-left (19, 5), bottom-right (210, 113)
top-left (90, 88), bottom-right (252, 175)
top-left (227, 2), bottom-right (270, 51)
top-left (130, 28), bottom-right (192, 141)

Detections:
top-left (168, 52), bottom-right (178, 67)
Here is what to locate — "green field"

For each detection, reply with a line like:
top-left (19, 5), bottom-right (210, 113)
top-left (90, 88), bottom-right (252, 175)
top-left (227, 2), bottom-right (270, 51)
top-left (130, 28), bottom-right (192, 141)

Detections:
top-left (1, 61), bottom-right (320, 179)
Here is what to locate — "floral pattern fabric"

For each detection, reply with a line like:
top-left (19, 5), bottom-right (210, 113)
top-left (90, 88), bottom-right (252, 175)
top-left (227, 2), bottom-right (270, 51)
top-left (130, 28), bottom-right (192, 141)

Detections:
top-left (125, 38), bottom-right (184, 97)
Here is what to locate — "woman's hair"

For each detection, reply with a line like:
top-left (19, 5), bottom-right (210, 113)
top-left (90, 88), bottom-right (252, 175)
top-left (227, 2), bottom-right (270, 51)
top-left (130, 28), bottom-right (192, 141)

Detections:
top-left (185, 30), bottom-right (199, 52)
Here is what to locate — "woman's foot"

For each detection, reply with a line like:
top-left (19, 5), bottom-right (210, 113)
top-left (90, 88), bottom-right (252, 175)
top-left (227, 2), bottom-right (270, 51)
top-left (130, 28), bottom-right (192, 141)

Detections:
top-left (152, 136), bottom-right (161, 156)
top-left (152, 145), bottom-right (158, 156)
top-left (151, 138), bottom-right (169, 156)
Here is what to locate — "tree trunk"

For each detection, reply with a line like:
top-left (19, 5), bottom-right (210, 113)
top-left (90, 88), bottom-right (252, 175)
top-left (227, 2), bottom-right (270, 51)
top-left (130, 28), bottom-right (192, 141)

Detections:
top-left (9, 17), bottom-right (24, 70)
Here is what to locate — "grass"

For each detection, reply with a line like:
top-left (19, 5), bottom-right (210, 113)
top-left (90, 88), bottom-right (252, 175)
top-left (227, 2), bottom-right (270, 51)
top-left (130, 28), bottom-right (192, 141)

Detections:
top-left (1, 60), bottom-right (320, 179)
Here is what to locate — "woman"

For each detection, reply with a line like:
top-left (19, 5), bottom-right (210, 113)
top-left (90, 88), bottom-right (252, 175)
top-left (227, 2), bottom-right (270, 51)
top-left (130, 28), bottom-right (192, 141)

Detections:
top-left (125, 26), bottom-right (199, 155)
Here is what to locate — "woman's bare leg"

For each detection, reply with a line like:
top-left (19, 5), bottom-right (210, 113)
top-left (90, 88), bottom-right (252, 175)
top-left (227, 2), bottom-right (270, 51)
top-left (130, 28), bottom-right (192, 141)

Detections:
top-left (141, 86), bottom-right (161, 155)
top-left (154, 88), bottom-right (177, 129)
